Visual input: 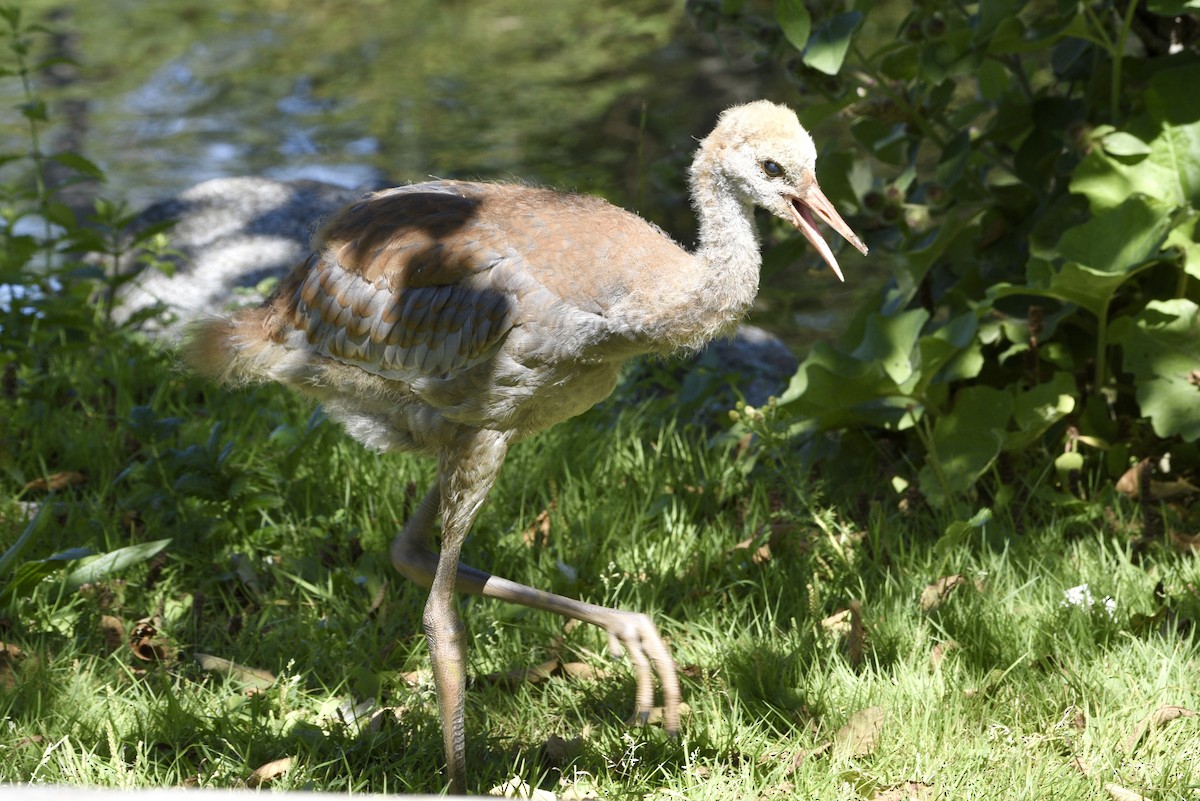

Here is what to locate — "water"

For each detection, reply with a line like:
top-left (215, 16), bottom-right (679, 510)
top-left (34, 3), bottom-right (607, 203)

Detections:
top-left (5, 0), bottom-right (882, 348)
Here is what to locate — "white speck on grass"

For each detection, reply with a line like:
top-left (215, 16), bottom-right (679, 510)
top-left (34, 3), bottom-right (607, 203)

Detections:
top-left (1062, 583), bottom-right (1116, 618)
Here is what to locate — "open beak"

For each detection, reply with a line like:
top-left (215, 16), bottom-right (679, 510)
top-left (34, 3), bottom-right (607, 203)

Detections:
top-left (788, 183), bottom-right (868, 283)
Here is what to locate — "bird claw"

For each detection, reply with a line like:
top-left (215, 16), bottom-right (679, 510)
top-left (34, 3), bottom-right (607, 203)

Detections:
top-left (598, 609), bottom-right (681, 735)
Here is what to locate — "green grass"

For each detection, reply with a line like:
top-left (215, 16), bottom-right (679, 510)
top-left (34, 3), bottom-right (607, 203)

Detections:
top-left (2, 336), bottom-right (1199, 800)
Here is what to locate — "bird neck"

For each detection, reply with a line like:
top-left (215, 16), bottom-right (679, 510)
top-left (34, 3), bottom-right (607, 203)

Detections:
top-left (665, 150), bottom-right (763, 350)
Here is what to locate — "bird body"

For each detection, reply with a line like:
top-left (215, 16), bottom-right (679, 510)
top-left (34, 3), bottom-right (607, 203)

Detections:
top-left (191, 180), bottom-right (724, 452)
top-left (186, 100), bottom-right (867, 793)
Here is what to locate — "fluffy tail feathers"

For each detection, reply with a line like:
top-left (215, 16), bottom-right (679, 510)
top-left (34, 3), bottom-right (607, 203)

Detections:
top-left (181, 308), bottom-right (275, 387)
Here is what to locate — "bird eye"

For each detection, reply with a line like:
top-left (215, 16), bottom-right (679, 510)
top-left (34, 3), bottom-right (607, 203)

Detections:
top-left (761, 160), bottom-right (784, 178)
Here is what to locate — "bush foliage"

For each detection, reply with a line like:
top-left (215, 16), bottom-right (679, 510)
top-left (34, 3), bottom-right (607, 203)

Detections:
top-left (692, 0), bottom-right (1200, 520)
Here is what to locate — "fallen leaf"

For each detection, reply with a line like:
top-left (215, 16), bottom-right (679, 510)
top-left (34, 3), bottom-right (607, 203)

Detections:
top-left (1112, 460), bottom-right (1195, 498)
top-left (870, 781), bottom-right (937, 800)
top-left (637, 702), bottom-right (691, 727)
top-left (1149, 477), bottom-right (1199, 498)
top-left (129, 621), bottom-right (172, 663)
top-left (845, 600), bottom-right (865, 667)
top-left (0, 641), bottom-right (24, 690)
top-left (367, 706), bottom-right (406, 733)
top-left (1170, 530), bottom-right (1200, 554)
top-left (1104, 783), bottom-right (1149, 801)
top-left (919, 575), bottom-right (969, 612)
top-left (559, 781), bottom-right (601, 801)
top-left (821, 608), bottom-right (853, 635)
top-left (521, 505), bottom-right (555, 548)
top-left (246, 756), bottom-right (293, 788)
top-left (1068, 706), bottom-right (1087, 731)
top-left (541, 734), bottom-right (583, 764)
top-left (477, 658), bottom-right (560, 689)
top-left (786, 741), bottom-right (832, 774)
top-left (1116, 460), bottom-right (1150, 496)
top-left (194, 652), bottom-right (276, 688)
top-left (834, 706), bottom-right (885, 758)
top-left (399, 669), bottom-right (430, 686)
top-left (489, 777), bottom-right (556, 800)
top-left (731, 534), bottom-right (772, 565)
top-left (99, 615), bottom-right (124, 655)
top-left (22, 471), bottom-right (86, 493)
top-left (929, 640), bottom-right (959, 669)
top-left (560, 661), bottom-right (609, 681)
top-left (1121, 704), bottom-right (1197, 753)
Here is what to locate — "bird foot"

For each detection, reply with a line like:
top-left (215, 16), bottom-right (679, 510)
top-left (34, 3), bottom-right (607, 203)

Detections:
top-left (597, 609), bottom-right (682, 735)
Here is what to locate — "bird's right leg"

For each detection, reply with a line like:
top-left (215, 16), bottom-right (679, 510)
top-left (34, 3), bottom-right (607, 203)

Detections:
top-left (410, 429), bottom-right (510, 794)
top-left (392, 483), bottom-right (681, 740)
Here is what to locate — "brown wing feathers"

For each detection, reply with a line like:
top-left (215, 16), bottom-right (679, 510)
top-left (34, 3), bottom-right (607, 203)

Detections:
top-left (267, 187), bottom-right (517, 376)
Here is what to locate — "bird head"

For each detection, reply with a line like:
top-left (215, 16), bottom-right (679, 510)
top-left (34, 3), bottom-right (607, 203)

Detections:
top-left (693, 100), bottom-right (868, 281)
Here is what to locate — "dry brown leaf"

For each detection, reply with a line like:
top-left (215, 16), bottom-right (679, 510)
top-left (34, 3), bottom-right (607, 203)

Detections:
top-left (785, 742), bottom-right (832, 774)
top-left (930, 640), bottom-right (959, 669)
top-left (638, 701), bottom-right (691, 727)
top-left (522, 505), bottom-right (555, 548)
top-left (821, 608), bottom-right (853, 635)
top-left (0, 641), bottom-right (24, 690)
top-left (845, 600), bottom-right (865, 667)
top-left (870, 781), bottom-right (937, 801)
top-left (731, 535), bottom-right (772, 565)
top-left (1104, 783), bottom-right (1149, 801)
top-left (1121, 704), bottom-right (1197, 753)
top-left (1170, 530), bottom-right (1200, 554)
top-left (99, 615), bottom-right (124, 656)
top-left (560, 661), bottom-right (609, 681)
top-left (22, 471), bottom-right (86, 493)
top-left (1149, 477), bottom-right (1199, 499)
top-left (834, 706), bottom-right (885, 758)
top-left (367, 706), bottom-right (407, 733)
top-left (1116, 461), bottom-right (1149, 496)
top-left (489, 777), bottom-right (557, 800)
top-left (194, 652), bottom-right (276, 688)
top-left (129, 621), bottom-right (172, 663)
top-left (559, 781), bottom-right (601, 801)
top-left (1115, 458), bottom-right (1199, 499)
top-left (399, 669), bottom-right (429, 686)
top-left (478, 657), bottom-right (560, 689)
top-left (542, 734), bottom-right (583, 764)
top-left (919, 574), bottom-right (969, 612)
top-left (246, 756), bottom-right (293, 788)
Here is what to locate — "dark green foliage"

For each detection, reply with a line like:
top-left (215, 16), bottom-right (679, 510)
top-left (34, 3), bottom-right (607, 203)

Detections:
top-left (695, 0), bottom-right (1200, 518)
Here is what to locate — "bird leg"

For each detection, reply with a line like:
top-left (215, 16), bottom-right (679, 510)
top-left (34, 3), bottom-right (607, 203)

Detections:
top-left (391, 462), bottom-right (683, 785)
top-left (418, 428), bottom-right (511, 794)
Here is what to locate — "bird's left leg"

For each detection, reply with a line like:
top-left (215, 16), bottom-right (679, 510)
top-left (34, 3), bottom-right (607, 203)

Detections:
top-left (392, 472), bottom-right (681, 739)
top-left (420, 428), bottom-right (510, 794)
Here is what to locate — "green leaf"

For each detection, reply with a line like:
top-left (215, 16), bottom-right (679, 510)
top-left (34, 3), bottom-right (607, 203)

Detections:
top-left (934, 507), bottom-right (992, 555)
top-left (0, 506), bottom-right (47, 580)
top-left (779, 342), bottom-right (918, 433)
top-left (1147, 0), bottom-right (1200, 16)
top-left (0, 540), bottom-right (95, 605)
top-left (50, 151), bottom-right (106, 180)
top-left (1056, 195), bottom-right (1174, 276)
top-left (919, 386), bottom-right (1013, 507)
top-left (849, 308), bottom-right (928, 386)
top-left (1005, 372), bottom-right (1077, 451)
top-left (1100, 131), bottom-right (1152, 157)
top-left (802, 12), bottom-right (862, 76)
top-left (1112, 299), bottom-right (1200, 441)
top-left (1071, 65), bottom-right (1200, 212)
top-left (64, 539), bottom-right (172, 592)
top-left (774, 0), bottom-right (812, 52)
